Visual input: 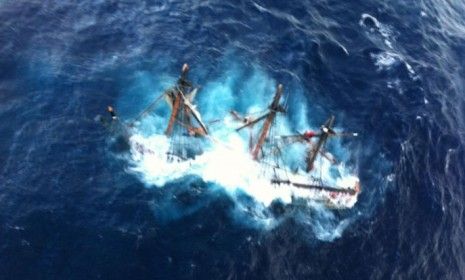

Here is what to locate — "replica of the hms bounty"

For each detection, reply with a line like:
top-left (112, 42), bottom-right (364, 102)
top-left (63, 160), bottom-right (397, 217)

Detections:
top-left (105, 64), bottom-right (361, 209)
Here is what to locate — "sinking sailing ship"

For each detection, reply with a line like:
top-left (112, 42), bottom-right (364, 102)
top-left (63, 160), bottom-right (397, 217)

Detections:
top-left (120, 63), bottom-right (209, 162)
top-left (162, 64), bottom-right (209, 161)
top-left (105, 65), bottom-right (360, 208)
top-left (232, 84), bottom-right (361, 208)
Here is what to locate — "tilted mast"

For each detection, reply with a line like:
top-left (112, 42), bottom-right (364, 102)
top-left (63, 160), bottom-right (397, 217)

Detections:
top-left (165, 64), bottom-right (208, 137)
top-left (165, 93), bottom-right (182, 136)
top-left (252, 84), bottom-right (285, 160)
top-left (165, 64), bottom-right (190, 136)
top-left (306, 116), bottom-right (335, 172)
top-left (272, 114), bottom-right (360, 196)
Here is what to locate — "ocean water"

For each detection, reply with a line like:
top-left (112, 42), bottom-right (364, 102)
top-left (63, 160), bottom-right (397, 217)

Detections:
top-left (0, 0), bottom-right (464, 279)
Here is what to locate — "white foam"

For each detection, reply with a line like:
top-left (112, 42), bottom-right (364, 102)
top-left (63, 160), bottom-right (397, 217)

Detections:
top-left (128, 121), bottom-right (359, 208)
top-left (360, 14), bottom-right (381, 29)
top-left (371, 52), bottom-right (398, 70)
top-left (120, 64), bottom-right (361, 239)
top-left (360, 13), bottom-right (395, 49)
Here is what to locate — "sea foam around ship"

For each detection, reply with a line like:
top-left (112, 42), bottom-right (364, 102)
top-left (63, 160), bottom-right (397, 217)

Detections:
top-left (118, 64), bottom-right (360, 240)
top-left (128, 127), bottom-right (358, 208)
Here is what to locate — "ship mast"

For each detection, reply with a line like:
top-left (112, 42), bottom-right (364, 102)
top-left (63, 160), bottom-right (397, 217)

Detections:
top-left (165, 64), bottom-right (190, 136)
top-left (232, 84), bottom-right (285, 159)
top-left (165, 93), bottom-right (182, 136)
top-left (252, 84), bottom-right (284, 160)
top-left (165, 64), bottom-right (208, 137)
top-left (306, 115), bottom-right (335, 172)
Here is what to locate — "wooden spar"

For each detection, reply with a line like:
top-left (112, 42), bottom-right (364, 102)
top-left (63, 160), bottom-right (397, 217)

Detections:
top-left (270, 84), bottom-right (285, 112)
top-left (236, 112), bottom-right (269, 132)
top-left (252, 84), bottom-right (284, 160)
top-left (165, 93), bottom-right (182, 136)
top-left (165, 63), bottom-right (209, 137)
top-left (229, 111), bottom-right (255, 151)
top-left (271, 179), bottom-right (357, 195)
top-left (180, 93), bottom-right (208, 135)
top-left (178, 63), bottom-right (191, 93)
top-left (236, 112), bottom-right (270, 131)
top-left (252, 115), bottom-right (273, 159)
top-left (306, 116), bottom-right (335, 172)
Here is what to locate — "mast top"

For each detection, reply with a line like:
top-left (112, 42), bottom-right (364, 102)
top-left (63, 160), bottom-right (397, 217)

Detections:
top-left (270, 84), bottom-right (284, 111)
top-left (306, 115), bottom-right (336, 172)
top-left (182, 63), bottom-right (189, 75)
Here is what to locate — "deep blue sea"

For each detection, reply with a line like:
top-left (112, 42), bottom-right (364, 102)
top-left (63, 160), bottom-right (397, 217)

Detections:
top-left (1, 0), bottom-right (464, 279)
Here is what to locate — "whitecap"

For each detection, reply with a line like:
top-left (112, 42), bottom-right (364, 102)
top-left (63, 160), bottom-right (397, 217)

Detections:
top-left (371, 52), bottom-right (399, 71)
top-left (360, 13), bottom-right (381, 29)
top-left (360, 13), bottom-right (395, 49)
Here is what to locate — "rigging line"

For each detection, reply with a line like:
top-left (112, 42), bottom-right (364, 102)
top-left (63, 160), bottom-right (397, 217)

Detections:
top-left (177, 88), bottom-right (208, 134)
top-left (232, 108), bottom-right (268, 121)
top-left (182, 106), bottom-right (187, 158)
top-left (259, 160), bottom-right (290, 172)
top-left (274, 143), bottom-right (288, 180)
top-left (283, 90), bottom-right (290, 111)
top-left (269, 117), bottom-right (281, 179)
top-left (249, 108), bottom-right (269, 116)
top-left (172, 101), bottom-right (183, 158)
top-left (274, 119), bottom-right (290, 181)
top-left (128, 92), bottom-right (166, 126)
top-left (319, 135), bottom-right (328, 181)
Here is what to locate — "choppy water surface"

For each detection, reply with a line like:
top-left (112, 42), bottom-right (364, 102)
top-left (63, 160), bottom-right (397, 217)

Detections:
top-left (0, 0), bottom-right (464, 279)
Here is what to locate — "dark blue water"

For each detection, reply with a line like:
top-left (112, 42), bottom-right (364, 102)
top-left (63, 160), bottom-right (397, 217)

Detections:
top-left (1, 0), bottom-right (464, 279)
